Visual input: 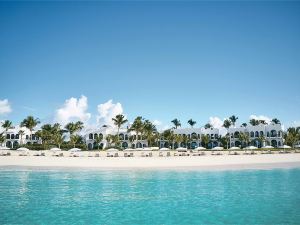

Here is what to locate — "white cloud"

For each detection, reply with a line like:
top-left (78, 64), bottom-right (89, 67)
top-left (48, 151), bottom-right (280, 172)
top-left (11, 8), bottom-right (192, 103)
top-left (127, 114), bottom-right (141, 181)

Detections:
top-left (55, 95), bottom-right (91, 125)
top-left (208, 117), bottom-right (223, 129)
top-left (0, 99), bottom-right (12, 115)
top-left (153, 120), bottom-right (162, 126)
top-left (96, 100), bottom-right (124, 127)
top-left (249, 115), bottom-right (272, 124)
top-left (208, 116), bottom-right (227, 136)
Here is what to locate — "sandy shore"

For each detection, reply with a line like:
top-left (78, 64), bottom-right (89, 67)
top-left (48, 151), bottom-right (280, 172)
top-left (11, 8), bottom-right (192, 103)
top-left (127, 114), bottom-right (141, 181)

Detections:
top-left (1, 151), bottom-right (300, 170)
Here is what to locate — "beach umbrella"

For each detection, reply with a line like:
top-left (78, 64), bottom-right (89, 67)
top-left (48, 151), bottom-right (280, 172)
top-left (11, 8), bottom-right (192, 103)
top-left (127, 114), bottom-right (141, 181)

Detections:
top-left (212, 146), bottom-right (223, 150)
top-left (176, 147), bottom-right (187, 152)
top-left (68, 148), bottom-right (81, 152)
top-left (195, 146), bottom-right (206, 150)
top-left (159, 148), bottom-right (170, 151)
top-left (229, 147), bottom-right (240, 150)
top-left (246, 146), bottom-right (258, 150)
top-left (280, 145), bottom-right (291, 149)
top-left (107, 148), bottom-right (118, 152)
top-left (50, 147), bottom-right (61, 152)
top-left (150, 147), bottom-right (159, 150)
top-left (16, 147), bottom-right (29, 151)
top-left (262, 145), bottom-right (274, 149)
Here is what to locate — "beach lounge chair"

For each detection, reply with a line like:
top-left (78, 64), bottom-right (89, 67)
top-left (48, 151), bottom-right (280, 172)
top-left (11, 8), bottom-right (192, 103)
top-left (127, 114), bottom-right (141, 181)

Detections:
top-left (95, 153), bottom-right (100, 157)
top-left (167, 152), bottom-right (171, 157)
top-left (149, 152), bottom-right (153, 157)
top-left (41, 152), bottom-right (45, 156)
top-left (114, 153), bottom-right (119, 157)
top-left (130, 152), bottom-right (134, 157)
top-left (124, 152), bottom-right (128, 157)
top-left (159, 152), bottom-right (163, 157)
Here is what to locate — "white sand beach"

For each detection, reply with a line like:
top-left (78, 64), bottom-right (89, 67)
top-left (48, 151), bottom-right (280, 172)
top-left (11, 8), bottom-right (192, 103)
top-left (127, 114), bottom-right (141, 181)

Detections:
top-left (1, 150), bottom-right (300, 170)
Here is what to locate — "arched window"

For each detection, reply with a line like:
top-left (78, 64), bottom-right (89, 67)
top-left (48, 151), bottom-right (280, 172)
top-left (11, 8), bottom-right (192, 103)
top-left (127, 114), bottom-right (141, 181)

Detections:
top-left (6, 134), bottom-right (10, 139)
top-left (255, 131), bottom-right (259, 137)
top-left (122, 142), bottom-right (128, 149)
top-left (16, 134), bottom-right (19, 139)
top-left (119, 134), bottom-right (124, 140)
top-left (271, 130), bottom-right (277, 137)
top-left (11, 134), bottom-right (15, 139)
top-left (89, 133), bottom-right (93, 139)
top-left (26, 135), bottom-right (29, 140)
top-left (234, 132), bottom-right (239, 138)
top-left (191, 133), bottom-right (197, 139)
top-left (13, 141), bottom-right (19, 148)
top-left (271, 140), bottom-right (278, 147)
top-left (267, 132), bottom-right (270, 137)
top-left (94, 133), bottom-right (98, 139)
top-left (6, 141), bottom-right (12, 148)
top-left (260, 131), bottom-right (264, 137)
top-left (99, 133), bottom-right (103, 139)
top-left (125, 134), bottom-right (128, 140)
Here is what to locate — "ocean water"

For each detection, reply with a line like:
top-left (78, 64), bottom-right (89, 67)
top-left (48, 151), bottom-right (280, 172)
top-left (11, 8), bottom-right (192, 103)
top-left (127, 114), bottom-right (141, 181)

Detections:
top-left (0, 168), bottom-right (300, 225)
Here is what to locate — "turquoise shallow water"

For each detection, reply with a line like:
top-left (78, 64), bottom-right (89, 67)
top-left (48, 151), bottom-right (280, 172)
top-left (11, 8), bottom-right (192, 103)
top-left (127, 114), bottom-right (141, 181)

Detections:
top-left (0, 168), bottom-right (300, 225)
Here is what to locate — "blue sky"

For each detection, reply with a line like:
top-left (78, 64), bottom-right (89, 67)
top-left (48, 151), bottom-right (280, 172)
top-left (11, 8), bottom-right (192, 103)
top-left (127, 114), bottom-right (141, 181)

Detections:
top-left (0, 1), bottom-right (300, 129)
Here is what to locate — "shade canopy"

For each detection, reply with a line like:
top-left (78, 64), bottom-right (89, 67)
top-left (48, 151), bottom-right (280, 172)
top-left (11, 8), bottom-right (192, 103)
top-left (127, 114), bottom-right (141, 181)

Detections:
top-left (262, 146), bottom-right (274, 149)
top-left (0, 146), bottom-right (10, 150)
top-left (176, 147), bottom-right (187, 152)
top-left (16, 147), bottom-right (29, 151)
top-left (159, 148), bottom-right (170, 151)
top-left (212, 146), bottom-right (223, 150)
top-left (107, 148), bottom-right (118, 152)
top-left (279, 145), bottom-right (291, 149)
top-left (50, 147), bottom-right (61, 152)
top-left (68, 148), bottom-right (81, 152)
top-left (150, 147), bottom-right (159, 150)
top-left (135, 148), bottom-right (144, 151)
top-left (246, 146), bottom-right (258, 150)
top-left (229, 147), bottom-right (240, 150)
top-left (195, 146), bottom-right (206, 150)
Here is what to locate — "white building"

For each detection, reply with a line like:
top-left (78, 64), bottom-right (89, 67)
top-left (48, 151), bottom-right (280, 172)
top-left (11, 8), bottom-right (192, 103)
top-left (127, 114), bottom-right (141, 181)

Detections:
top-left (227, 123), bottom-right (283, 148)
top-left (84, 126), bottom-right (148, 150)
top-left (1, 127), bottom-right (41, 149)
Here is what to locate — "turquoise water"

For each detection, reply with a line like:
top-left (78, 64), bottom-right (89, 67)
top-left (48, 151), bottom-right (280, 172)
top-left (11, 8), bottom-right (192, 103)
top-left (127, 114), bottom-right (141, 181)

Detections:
top-left (0, 168), bottom-right (300, 225)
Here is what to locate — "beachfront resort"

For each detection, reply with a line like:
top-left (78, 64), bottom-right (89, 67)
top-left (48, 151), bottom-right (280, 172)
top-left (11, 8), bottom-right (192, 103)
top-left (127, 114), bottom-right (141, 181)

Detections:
top-left (1, 115), bottom-right (299, 154)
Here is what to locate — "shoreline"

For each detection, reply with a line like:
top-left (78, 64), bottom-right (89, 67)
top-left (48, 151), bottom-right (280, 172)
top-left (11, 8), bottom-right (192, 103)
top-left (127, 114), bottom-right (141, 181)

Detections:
top-left (1, 153), bottom-right (300, 171)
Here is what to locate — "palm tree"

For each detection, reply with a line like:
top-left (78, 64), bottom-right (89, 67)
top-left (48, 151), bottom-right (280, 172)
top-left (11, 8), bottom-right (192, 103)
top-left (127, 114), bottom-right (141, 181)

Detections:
top-left (106, 134), bottom-right (113, 148)
top-left (271, 118), bottom-right (281, 124)
top-left (18, 130), bottom-right (25, 145)
top-left (219, 134), bottom-right (230, 149)
top-left (143, 120), bottom-right (157, 147)
top-left (241, 123), bottom-right (247, 128)
top-left (65, 121), bottom-right (84, 147)
top-left (2, 120), bottom-right (12, 133)
top-left (112, 114), bottom-right (128, 146)
top-left (187, 119), bottom-right (196, 128)
top-left (53, 133), bottom-right (65, 149)
top-left (0, 133), bottom-right (6, 147)
top-left (20, 116), bottom-right (40, 141)
top-left (257, 135), bottom-right (266, 148)
top-left (238, 133), bottom-right (250, 148)
top-left (204, 123), bottom-right (212, 129)
top-left (201, 135), bottom-right (210, 149)
top-left (94, 135), bottom-right (103, 150)
top-left (128, 116), bottom-right (144, 147)
top-left (171, 119), bottom-right (181, 129)
top-left (285, 127), bottom-right (300, 148)
top-left (174, 134), bottom-right (183, 149)
top-left (229, 115), bottom-right (238, 127)
top-left (259, 120), bottom-right (267, 125)
top-left (249, 119), bottom-right (259, 126)
top-left (223, 119), bottom-right (231, 129)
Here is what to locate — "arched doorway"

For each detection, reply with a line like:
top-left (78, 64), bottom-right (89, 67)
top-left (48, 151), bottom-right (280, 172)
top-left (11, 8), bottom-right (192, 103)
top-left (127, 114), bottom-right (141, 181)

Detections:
top-left (6, 141), bottom-right (12, 148)
top-left (88, 143), bottom-right (93, 150)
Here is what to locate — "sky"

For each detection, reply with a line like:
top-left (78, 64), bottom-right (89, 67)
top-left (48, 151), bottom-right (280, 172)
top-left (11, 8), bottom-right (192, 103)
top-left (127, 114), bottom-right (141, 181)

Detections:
top-left (0, 1), bottom-right (300, 130)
